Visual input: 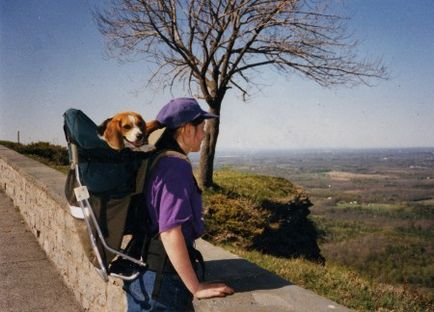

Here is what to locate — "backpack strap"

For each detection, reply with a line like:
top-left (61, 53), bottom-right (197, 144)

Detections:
top-left (133, 149), bottom-right (188, 195)
top-left (147, 238), bottom-right (205, 299)
top-left (150, 149), bottom-right (190, 171)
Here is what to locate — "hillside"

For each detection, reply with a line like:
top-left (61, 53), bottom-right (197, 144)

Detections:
top-left (202, 169), bottom-right (324, 262)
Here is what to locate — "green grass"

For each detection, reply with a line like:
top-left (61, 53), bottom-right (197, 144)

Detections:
top-left (334, 202), bottom-right (411, 217)
top-left (223, 245), bottom-right (433, 312)
top-left (320, 232), bottom-right (434, 290)
top-left (331, 201), bottom-right (434, 221)
top-left (314, 202), bottom-right (434, 294)
top-left (311, 215), bottom-right (380, 243)
top-left (210, 168), bottom-right (299, 203)
top-left (396, 223), bottom-right (434, 241)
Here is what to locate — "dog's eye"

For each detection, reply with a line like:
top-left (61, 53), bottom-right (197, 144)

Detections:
top-left (123, 124), bottom-right (132, 130)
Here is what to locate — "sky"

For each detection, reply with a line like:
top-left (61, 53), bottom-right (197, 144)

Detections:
top-left (1, 0), bottom-right (434, 150)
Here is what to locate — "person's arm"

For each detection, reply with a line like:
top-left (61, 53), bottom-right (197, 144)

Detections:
top-left (160, 225), bottom-right (234, 299)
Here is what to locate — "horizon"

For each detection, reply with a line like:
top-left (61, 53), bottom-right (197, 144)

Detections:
top-left (1, 1), bottom-right (434, 149)
top-left (2, 138), bottom-right (434, 154)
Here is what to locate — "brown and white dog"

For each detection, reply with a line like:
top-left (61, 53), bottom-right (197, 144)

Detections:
top-left (97, 112), bottom-right (162, 151)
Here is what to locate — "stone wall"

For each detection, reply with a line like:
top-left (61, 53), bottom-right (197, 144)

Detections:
top-left (0, 145), bottom-right (125, 311)
top-left (0, 145), bottom-right (351, 312)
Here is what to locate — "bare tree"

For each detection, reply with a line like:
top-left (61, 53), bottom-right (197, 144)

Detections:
top-left (96, 0), bottom-right (387, 188)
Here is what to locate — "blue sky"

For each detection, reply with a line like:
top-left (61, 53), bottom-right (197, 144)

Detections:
top-left (1, 0), bottom-right (434, 149)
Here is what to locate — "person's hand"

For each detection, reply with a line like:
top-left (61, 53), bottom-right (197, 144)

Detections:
top-left (193, 282), bottom-right (234, 299)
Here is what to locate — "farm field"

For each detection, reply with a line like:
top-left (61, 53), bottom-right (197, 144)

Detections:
top-left (211, 148), bottom-right (434, 308)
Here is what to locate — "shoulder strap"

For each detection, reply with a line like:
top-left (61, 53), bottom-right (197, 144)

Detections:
top-left (150, 150), bottom-right (189, 169)
top-left (134, 149), bottom-right (189, 194)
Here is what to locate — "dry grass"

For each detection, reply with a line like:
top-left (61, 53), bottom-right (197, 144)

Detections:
top-left (326, 171), bottom-right (393, 181)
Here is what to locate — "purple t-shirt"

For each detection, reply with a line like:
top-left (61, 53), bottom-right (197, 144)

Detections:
top-left (145, 156), bottom-right (204, 244)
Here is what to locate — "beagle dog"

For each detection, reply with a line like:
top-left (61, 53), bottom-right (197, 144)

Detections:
top-left (97, 112), bottom-right (162, 151)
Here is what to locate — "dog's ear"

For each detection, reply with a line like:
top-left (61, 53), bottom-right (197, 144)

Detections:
top-left (97, 118), bottom-right (123, 150)
top-left (145, 120), bottom-right (163, 135)
top-left (104, 119), bottom-right (124, 150)
top-left (97, 118), bottom-right (112, 136)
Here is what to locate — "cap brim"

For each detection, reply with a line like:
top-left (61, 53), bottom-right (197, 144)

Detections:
top-left (148, 127), bottom-right (167, 146)
top-left (202, 112), bottom-right (219, 119)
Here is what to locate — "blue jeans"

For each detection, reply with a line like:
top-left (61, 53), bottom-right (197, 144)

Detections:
top-left (124, 270), bottom-right (194, 311)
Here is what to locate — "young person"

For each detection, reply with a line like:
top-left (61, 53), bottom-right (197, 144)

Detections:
top-left (125, 98), bottom-right (234, 311)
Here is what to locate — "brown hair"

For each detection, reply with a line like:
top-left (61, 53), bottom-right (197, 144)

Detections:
top-left (155, 117), bottom-right (205, 154)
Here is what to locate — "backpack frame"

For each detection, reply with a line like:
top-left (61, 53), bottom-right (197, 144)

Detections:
top-left (63, 108), bottom-right (172, 281)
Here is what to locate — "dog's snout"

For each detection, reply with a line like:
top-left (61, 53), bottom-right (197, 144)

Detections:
top-left (136, 133), bottom-right (144, 140)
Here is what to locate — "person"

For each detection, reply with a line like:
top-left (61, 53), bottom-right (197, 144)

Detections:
top-left (124, 98), bottom-right (234, 311)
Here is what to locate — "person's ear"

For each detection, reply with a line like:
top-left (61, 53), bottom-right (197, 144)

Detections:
top-left (189, 123), bottom-right (198, 137)
top-left (180, 123), bottom-right (191, 136)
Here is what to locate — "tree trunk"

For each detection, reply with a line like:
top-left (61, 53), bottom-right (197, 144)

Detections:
top-left (199, 104), bottom-right (221, 189)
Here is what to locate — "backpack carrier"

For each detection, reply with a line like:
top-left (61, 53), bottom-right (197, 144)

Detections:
top-left (63, 108), bottom-right (157, 281)
top-left (63, 109), bottom-right (204, 292)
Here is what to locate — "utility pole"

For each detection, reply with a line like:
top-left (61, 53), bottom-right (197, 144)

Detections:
top-left (17, 131), bottom-right (20, 144)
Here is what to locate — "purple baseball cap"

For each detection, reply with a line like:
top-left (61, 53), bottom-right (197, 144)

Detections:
top-left (148, 97), bottom-right (218, 145)
top-left (156, 97), bottom-right (218, 129)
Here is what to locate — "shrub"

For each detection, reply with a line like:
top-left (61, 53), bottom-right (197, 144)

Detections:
top-left (202, 169), bottom-right (325, 263)
top-left (0, 141), bottom-right (68, 166)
